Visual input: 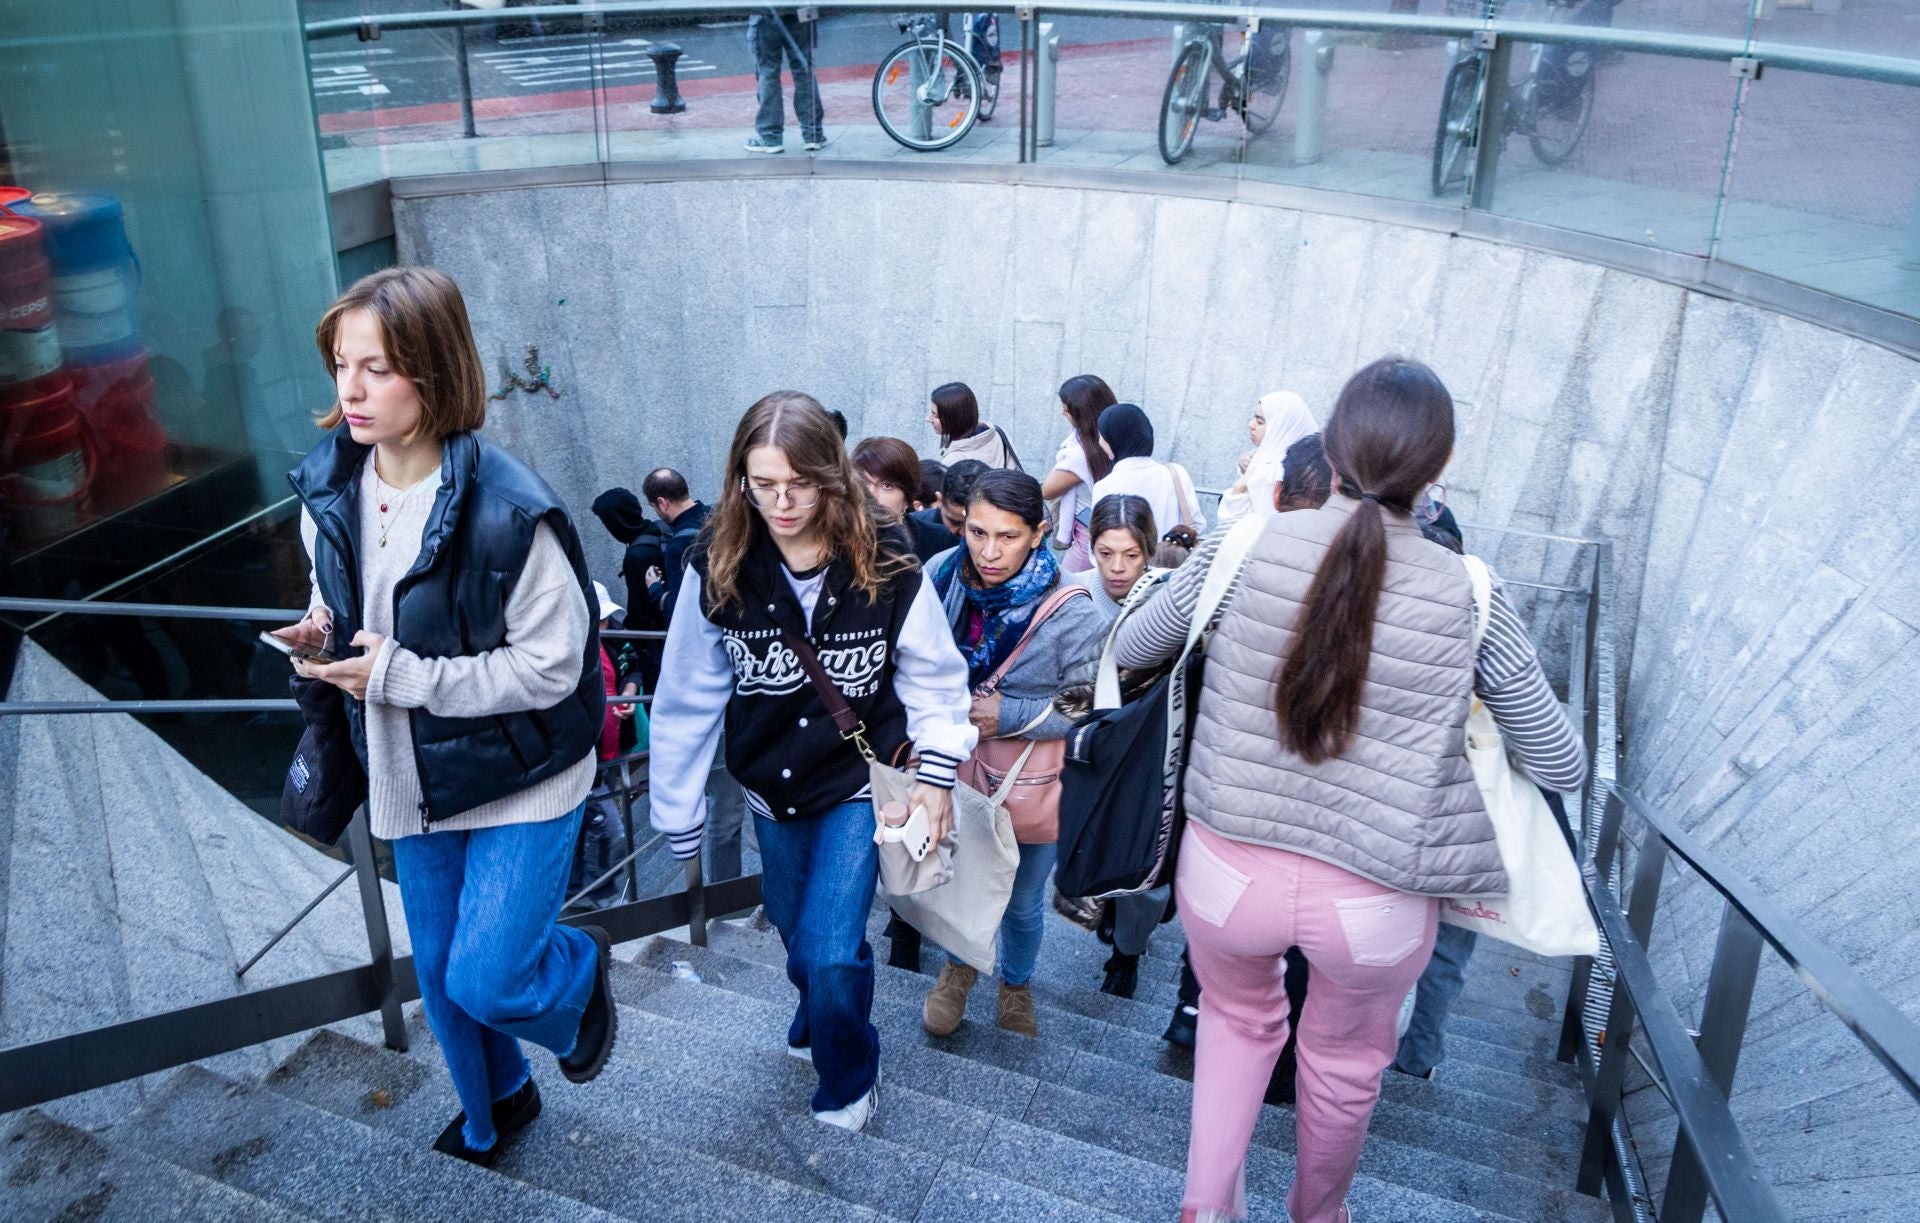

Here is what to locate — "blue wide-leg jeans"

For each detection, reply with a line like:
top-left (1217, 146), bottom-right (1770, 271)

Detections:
top-left (390, 802), bottom-right (598, 1150)
top-left (754, 799), bottom-right (880, 1112)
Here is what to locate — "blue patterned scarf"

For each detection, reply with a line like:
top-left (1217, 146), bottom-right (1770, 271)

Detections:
top-left (932, 543), bottom-right (1061, 687)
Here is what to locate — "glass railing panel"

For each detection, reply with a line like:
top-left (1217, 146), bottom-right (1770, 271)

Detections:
top-left (1714, 68), bottom-right (1920, 319)
top-left (303, 4), bottom-right (608, 190)
top-left (592, 7), bottom-right (788, 164)
top-left (1037, 9), bottom-right (1248, 181)
top-left (1471, 34), bottom-right (1740, 256)
top-left (821, 7), bottom-right (1023, 163)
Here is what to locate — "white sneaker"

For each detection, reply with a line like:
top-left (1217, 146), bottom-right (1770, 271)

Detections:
top-left (744, 137), bottom-right (784, 154)
top-left (811, 1072), bottom-right (879, 1133)
top-left (803, 133), bottom-right (831, 152)
top-left (786, 1044), bottom-right (812, 1062)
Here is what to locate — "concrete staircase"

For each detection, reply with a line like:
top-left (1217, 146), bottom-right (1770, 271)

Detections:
top-left (3, 903), bottom-right (1611, 1221)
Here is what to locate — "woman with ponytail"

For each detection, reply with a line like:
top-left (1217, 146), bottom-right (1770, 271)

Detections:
top-left (1114, 358), bottom-right (1585, 1223)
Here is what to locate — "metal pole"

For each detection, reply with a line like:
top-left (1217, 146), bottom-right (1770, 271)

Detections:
top-left (684, 854), bottom-right (709, 947)
top-left (455, 17), bottom-right (477, 138)
top-left (910, 35), bottom-right (934, 144)
top-left (1663, 903), bottom-right (1766, 1223)
top-left (1467, 33), bottom-right (1511, 211)
top-left (347, 808), bottom-right (409, 1052)
top-left (238, 866), bottom-right (356, 978)
top-left (1294, 29), bottom-right (1331, 165)
top-left (1036, 22), bottom-right (1059, 147)
top-left (1018, 8), bottom-right (1034, 162)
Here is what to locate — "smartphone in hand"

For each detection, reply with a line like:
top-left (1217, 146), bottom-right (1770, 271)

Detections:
top-left (260, 629), bottom-right (341, 666)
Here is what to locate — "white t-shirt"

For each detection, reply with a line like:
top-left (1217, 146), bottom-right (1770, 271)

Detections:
top-left (1090, 456), bottom-right (1205, 541)
top-left (1050, 432), bottom-right (1097, 542)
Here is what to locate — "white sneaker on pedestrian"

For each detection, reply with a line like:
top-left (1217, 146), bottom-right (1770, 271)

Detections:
top-left (811, 1072), bottom-right (879, 1133)
top-left (803, 133), bottom-right (830, 152)
top-left (786, 1044), bottom-right (812, 1062)
top-left (744, 137), bottom-right (784, 154)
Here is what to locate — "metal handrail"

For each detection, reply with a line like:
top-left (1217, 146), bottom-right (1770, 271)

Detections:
top-left (300, 1), bottom-right (1920, 88)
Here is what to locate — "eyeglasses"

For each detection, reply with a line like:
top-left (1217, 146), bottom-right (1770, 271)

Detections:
top-left (741, 477), bottom-right (821, 510)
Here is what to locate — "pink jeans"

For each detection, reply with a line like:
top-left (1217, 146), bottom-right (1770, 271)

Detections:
top-left (1177, 822), bottom-right (1438, 1223)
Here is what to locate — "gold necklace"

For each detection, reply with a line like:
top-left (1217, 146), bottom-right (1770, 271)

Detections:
top-left (372, 470), bottom-right (416, 549)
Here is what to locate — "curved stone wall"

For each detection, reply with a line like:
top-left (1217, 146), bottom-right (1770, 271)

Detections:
top-left (396, 174), bottom-right (1920, 1211)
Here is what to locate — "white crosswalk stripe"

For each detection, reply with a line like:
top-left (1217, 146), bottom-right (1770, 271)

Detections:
top-left (475, 38), bottom-right (717, 90)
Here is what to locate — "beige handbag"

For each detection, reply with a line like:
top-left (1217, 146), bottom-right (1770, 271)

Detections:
top-left (890, 744), bottom-right (1028, 974)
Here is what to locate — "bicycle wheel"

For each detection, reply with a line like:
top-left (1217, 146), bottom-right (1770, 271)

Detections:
top-left (1527, 55), bottom-right (1595, 165)
top-left (1431, 56), bottom-right (1481, 197)
top-left (873, 40), bottom-right (984, 152)
top-left (1238, 34), bottom-right (1290, 135)
top-left (1159, 41), bottom-right (1210, 165)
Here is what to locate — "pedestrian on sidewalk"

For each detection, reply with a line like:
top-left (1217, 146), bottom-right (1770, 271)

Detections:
top-left (645, 391), bottom-right (975, 1132)
top-left (917, 469), bottom-right (1104, 1039)
top-left (276, 267), bottom-right (619, 1168)
top-left (746, 9), bottom-right (827, 153)
top-left (1115, 358), bottom-right (1586, 1223)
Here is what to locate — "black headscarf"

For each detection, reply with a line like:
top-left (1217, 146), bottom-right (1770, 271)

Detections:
top-left (591, 487), bottom-right (648, 543)
top-left (1097, 403), bottom-right (1155, 462)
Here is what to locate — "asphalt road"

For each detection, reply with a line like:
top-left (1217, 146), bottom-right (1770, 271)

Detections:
top-left (301, 1), bottom-right (1148, 115)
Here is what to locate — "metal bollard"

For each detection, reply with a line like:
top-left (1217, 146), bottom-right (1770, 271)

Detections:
top-left (648, 43), bottom-right (688, 114)
top-left (1036, 22), bottom-right (1061, 148)
top-left (1293, 30), bottom-right (1334, 166)
top-left (1171, 23), bottom-right (1189, 67)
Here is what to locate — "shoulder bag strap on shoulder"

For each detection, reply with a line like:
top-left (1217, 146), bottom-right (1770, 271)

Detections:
top-left (977, 583), bottom-right (1091, 695)
top-left (1459, 553), bottom-right (1493, 656)
top-left (994, 425), bottom-right (1024, 471)
top-left (1181, 515), bottom-right (1266, 657)
top-left (777, 626), bottom-right (875, 761)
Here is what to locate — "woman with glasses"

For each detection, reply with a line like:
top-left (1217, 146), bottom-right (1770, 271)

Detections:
top-left (646, 391), bottom-right (976, 1134)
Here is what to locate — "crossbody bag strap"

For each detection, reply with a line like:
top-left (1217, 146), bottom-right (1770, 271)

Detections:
top-left (1180, 514), bottom-right (1266, 658)
top-left (975, 583), bottom-right (1091, 698)
top-left (778, 625), bottom-right (876, 763)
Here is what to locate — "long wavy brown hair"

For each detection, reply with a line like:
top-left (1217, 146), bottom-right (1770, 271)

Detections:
top-left (1275, 358), bottom-right (1454, 764)
top-left (703, 391), bottom-right (913, 613)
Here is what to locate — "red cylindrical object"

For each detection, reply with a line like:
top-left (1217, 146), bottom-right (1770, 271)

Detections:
top-left (69, 347), bottom-right (168, 510)
top-left (0, 213), bottom-right (60, 388)
top-left (2, 373), bottom-right (92, 545)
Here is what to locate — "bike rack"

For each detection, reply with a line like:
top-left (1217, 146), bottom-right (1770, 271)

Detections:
top-left (1294, 29), bottom-right (1334, 165)
top-left (1035, 22), bottom-right (1061, 148)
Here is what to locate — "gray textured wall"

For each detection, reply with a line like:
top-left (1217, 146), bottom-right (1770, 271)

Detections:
top-left (396, 176), bottom-right (1920, 1215)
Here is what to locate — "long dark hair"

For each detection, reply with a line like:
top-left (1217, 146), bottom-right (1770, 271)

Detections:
top-left (1089, 492), bottom-right (1155, 556)
top-left (1275, 358), bottom-right (1455, 764)
top-left (931, 381), bottom-right (980, 439)
top-left (966, 467), bottom-right (1046, 527)
top-left (1059, 374), bottom-right (1117, 482)
top-left (704, 391), bottom-right (909, 613)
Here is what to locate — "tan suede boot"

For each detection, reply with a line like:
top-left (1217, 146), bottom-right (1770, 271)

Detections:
top-left (997, 982), bottom-right (1038, 1037)
top-left (922, 963), bottom-right (977, 1036)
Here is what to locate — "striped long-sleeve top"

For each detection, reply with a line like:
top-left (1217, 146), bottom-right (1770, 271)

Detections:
top-left (1113, 526), bottom-right (1589, 793)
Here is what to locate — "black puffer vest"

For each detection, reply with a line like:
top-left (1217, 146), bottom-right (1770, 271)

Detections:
top-left (693, 525), bottom-right (922, 819)
top-left (288, 430), bottom-right (603, 824)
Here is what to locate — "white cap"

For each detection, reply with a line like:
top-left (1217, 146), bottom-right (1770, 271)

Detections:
top-left (592, 580), bottom-right (624, 621)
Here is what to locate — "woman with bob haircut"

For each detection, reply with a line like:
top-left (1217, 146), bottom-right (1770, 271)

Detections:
top-left (273, 267), bottom-right (616, 1167)
top-left (648, 391), bottom-right (976, 1133)
top-left (927, 380), bottom-right (1021, 470)
top-left (853, 434), bottom-right (954, 561)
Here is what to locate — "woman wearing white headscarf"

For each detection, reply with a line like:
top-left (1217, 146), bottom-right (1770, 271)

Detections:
top-left (1218, 391), bottom-right (1317, 523)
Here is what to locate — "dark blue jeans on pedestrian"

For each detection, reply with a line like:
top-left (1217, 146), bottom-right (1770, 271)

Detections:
top-left (390, 802), bottom-right (599, 1151)
top-left (748, 12), bottom-right (824, 145)
top-left (755, 799), bottom-right (880, 1112)
top-left (1393, 921), bottom-right (1479, 1077)
top-left (944, 839), bottom-right (1057, 987)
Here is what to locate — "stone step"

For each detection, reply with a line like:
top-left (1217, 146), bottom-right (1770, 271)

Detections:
top-left (618, 970), bottom-right (1568, 1222)
top-left (2, 1110), bottom-right (313, 1223)
top-left (268, 1027), bottom-right (1105, 1222)
top-left (639, 936), bottom-right (1585, 1189)
top-left (615, 976), bottom-right (1601, 1222)
top-left (116, 1066), bottom-right (625, 1222)
top-left (694, 924), bottom-right (1590, 1137)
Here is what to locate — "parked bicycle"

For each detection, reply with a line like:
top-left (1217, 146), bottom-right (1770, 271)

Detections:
top-left (873, 12), bottom-right (1002, 152)
top-left (1430, 0), bottom-right (1600, 196)
top-left (1158, 20), bottom-right (1291, 166)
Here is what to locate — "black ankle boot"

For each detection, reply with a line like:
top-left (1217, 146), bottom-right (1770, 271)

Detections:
top-left (433, 1077), bottom-right (542, 1166)
top-left (1100, 950), bottom-right (1139, 999)
top-left (885, 914), bottom-right (924, 973)
top-left (559, 925), bottom-right (617, 1084)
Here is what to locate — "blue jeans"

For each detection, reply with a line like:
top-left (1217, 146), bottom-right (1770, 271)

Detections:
top-left (755, 800), bottom-right (880, 1112)
top-left (948, 840), bottom-right (1057, 987)
top-left (390, 803), bottom-right (599, 1150)
top-left (748, 12), bottom-right (823, 144)
top-left (1393, 921), bottom-right (1479, 1077)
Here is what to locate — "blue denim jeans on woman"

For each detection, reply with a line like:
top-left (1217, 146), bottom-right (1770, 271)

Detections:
top-left (1393, 921), bottom-right (1479, 1077)
top-left (390, 802), bottom-right (599, 1151)
top-left (755, 800), bottom-right (880, 1112)
top-left (946, 840), bottom-right (1058, 987)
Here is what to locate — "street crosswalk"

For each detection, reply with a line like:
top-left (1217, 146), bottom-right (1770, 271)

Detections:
top-left (306, 35), bottom-right (717, 105)
top-left (472, 37), bottom-right (717, 89)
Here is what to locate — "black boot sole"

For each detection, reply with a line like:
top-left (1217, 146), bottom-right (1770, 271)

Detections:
top-left (432, 1078), bottom-right (542, 1166)
top-left (560, 926), bottom-right (618, 1084)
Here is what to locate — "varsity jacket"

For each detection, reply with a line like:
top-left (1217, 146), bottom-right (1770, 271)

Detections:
top-left (645, 524), bottom-right (977, 859)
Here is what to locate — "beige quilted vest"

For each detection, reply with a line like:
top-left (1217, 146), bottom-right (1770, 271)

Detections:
top-left (1185, 496), bottom-right (1507, 896)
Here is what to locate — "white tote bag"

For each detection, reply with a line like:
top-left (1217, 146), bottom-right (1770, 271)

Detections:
top-left (888, 744), bottom-right (1029, 974)
top-left (1440, 556), bottom-right (1599, 958)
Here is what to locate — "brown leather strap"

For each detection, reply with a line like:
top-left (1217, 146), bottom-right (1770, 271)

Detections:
top-left (778, 626), bottom-right (863, 739)
top-left (975, 583), bottom-right (1091, 697)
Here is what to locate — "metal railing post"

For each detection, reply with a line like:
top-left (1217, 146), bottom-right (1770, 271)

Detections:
top-left (346, 808), bottom-right (409, 1051)
top-left (1664, 903), bottom-right (1766, 1223)
top-left (1577, 830), bottom-right (1667, 1195)
top-left (1467, 32), bottom-right (1511, 211)
top-left (1035, 21), bottom-right (1059, 147)
top-left (684, 853), bottom-right (709, 947)
top-left (1294, 30), bottom-right (1333, 165)
top-left (454, 19), bottom-right (477, 138)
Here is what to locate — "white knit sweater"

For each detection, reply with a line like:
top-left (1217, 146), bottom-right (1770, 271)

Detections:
top-left (300, 458), bottom-right (595, 841)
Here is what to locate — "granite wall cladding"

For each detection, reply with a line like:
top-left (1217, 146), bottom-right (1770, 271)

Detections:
top-left (398, 176), bottom-right (1919, 1214)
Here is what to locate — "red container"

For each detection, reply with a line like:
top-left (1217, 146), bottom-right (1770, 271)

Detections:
top-left (0, 213), bottom-right (59, 387)
top-left (69, 348), bottom-right (168, 510)
top-left (1, 374), bottom-right (92, 545)
top-left (0, 186), bottom-right (30, 211)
